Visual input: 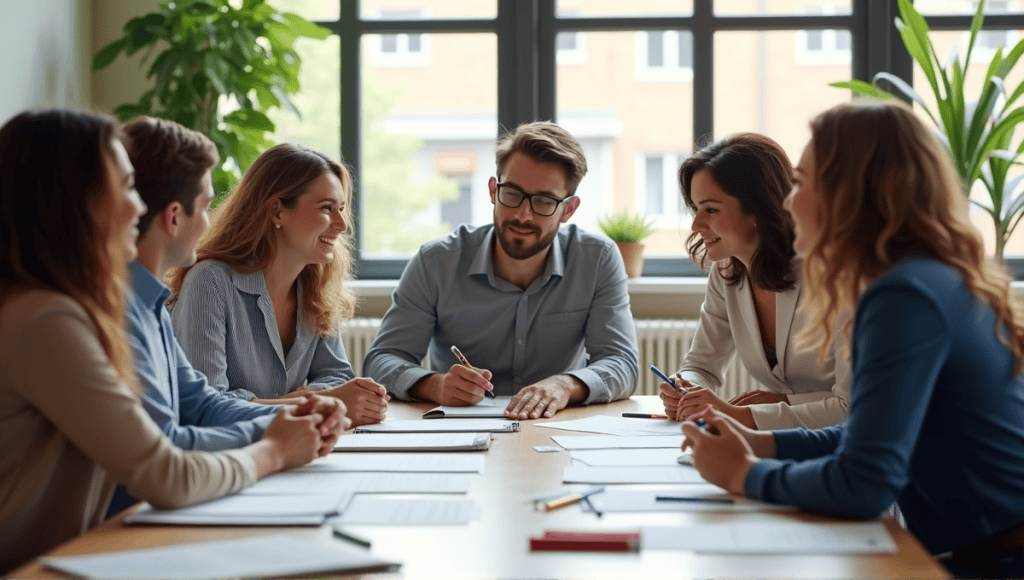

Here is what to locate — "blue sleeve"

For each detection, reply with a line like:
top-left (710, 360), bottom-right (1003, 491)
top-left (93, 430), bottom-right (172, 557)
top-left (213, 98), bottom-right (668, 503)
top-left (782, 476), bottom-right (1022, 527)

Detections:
top-left (305, 330), bottom-right (355, 390)
top-left (363, 250), bottom-right (437, 400)
top-left (565, 242), bottom-right (639, 403)
top-left (744, 286), bottom-right (950, 519)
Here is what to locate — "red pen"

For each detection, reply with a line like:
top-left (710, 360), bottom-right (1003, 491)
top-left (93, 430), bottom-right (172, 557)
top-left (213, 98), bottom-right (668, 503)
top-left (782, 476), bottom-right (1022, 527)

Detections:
top-left (621, 413), bottom-right (670, 420)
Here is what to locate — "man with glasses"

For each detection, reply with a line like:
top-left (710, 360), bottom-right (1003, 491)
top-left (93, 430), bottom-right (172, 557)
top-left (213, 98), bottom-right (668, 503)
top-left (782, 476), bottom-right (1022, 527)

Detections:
top-left (364, 121), bottom-right (639, 419)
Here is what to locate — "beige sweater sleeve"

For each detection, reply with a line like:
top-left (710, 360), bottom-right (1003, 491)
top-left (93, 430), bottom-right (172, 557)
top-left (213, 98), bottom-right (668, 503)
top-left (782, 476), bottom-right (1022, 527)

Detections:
top-left (10, 295), bottom-right (257, 508)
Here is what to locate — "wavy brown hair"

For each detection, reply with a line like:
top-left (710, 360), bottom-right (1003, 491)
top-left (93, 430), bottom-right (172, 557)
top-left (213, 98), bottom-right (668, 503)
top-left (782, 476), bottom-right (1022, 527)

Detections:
top-left (799, 100), bottom-right (1024, 373)
top-left (679, 132), bottom-right (797, 291)
top-left (496, 121), bottom-right (588, 194)
top-left (168, 143), bottom-right (356, 334)
top-left (0, 109), bottom-right (137, 388)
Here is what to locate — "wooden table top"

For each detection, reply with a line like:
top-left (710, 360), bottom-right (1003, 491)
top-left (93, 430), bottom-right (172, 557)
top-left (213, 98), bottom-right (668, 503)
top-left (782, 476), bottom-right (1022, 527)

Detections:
top-left (13, 396), bottom-right (948, 579)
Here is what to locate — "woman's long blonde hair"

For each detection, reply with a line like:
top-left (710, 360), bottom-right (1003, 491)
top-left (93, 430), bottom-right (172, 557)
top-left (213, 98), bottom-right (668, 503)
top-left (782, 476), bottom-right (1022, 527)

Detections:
top-left (0, 110), bottom-right (137, 388)
top-left (169, 143), bottom-right (356, 335)
top-left (799, 100), bottom-right (1024, 373)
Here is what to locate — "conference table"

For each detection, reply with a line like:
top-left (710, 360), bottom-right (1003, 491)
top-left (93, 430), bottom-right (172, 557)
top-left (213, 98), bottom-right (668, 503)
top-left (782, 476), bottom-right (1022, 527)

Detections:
top-left (14, 396), bottom-right (948, 579)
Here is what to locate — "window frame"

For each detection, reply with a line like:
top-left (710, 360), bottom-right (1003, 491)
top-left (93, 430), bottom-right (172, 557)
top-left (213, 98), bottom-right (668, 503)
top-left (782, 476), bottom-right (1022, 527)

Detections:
top-left (316, 1), bottom-right (1024, 280)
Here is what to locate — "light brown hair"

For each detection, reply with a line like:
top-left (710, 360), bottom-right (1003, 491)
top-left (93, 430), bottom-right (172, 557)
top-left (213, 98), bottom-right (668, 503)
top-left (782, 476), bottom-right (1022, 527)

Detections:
top-left (121, 116), bottom-right (219, 237)
top-left (799, 100), bottom-right (1024, 373)
top-left (0, 109), bottom-right (136, 387)
top-left (495, 121), bottom-right (588, 194)
top-left (679, 132), bottom-right (796, 291)
top-left (169, 143), bottom-right (356, 334)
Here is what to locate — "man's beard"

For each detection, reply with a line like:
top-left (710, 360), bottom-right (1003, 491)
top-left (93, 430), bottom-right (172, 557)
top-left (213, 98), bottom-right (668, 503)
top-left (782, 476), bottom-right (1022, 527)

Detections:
top-left (496, 219), bottom-right (557, 260)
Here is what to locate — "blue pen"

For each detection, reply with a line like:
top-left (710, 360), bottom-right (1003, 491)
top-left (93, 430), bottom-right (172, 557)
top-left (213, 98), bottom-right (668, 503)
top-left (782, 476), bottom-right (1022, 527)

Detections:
top-left (649, 365), bottom-right (683, 394)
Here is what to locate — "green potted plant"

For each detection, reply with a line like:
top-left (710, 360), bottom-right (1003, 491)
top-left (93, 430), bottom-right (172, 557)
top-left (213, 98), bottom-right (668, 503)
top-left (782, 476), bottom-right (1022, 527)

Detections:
top-left (831, 0), bottom-right (1024, 259)
top-left (598, 210), bottom-right (656, 278)
top-left (92, 0), bottom-right (330, 198)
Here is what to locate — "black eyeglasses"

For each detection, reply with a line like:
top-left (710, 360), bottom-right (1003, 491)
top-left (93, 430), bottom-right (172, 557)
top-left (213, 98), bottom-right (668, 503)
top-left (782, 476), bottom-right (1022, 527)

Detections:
top-left (495, 182), bottom-right (574, 217)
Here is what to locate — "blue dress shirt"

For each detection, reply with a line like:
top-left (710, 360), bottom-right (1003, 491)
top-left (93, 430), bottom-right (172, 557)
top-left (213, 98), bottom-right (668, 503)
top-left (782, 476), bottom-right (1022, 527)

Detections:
top-left (127, 261), bottom-right (277, 450)
top-left (744, 257), bottom-right (1024, 555)
top-left (170, 260), bottom-right (355, 401)
top-left (363, 224), bottom-right (639, 403)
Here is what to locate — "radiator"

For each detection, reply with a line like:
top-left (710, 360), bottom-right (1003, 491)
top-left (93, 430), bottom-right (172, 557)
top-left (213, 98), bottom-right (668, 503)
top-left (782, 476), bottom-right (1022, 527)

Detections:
top-left (343, 318), bottom-right (757, 399)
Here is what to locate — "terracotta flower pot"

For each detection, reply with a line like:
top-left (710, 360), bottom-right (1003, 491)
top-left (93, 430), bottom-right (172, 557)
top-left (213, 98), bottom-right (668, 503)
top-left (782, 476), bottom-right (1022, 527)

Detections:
top-left (616, 241), bottom-right (645, 278)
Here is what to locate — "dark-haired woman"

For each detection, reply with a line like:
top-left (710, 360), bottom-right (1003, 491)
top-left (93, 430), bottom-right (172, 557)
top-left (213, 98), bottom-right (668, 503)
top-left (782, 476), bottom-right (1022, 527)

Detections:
top-left (659, 133), bottom-right (851, 430)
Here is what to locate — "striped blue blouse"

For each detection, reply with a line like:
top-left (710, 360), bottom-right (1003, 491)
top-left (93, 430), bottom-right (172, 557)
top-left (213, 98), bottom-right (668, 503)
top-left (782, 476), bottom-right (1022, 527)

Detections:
top-left (170, 260), bottom-right (354, 401)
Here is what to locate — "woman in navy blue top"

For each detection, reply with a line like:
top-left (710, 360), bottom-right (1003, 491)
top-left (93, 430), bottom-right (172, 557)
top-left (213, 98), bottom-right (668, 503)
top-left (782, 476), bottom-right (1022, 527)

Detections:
top-left (682, 100), bottom-right (1024, 578)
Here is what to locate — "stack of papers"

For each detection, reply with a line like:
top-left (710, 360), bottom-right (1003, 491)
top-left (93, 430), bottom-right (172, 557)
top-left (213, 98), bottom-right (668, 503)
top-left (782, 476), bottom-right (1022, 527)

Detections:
top-left (125, 493), bottom-right (351, 526)
top-left (294, 453), bottom-right (485, 473)
top-left (641, 521), bottom-right (897, 554)
top-left (537, 416), bottom-right (683, 436)
top-left (355, 418), bottom-right (519, 433)
top-left (242, 471), bottom-right (473, 495)
top-left (331, 497), bottom-right (483, 525)
top-left (41, 534), bottom-right (400, 579)
top-left (569, 448), bottom-right (689, 467)
top-left (551, 435), bottom-right (685, 449)
top-left (422, 397), bottom-right (510, 418)
top-left (563, 465), bottom-right (706, 484)
top-left (333, 432), bottom-right (490, 452)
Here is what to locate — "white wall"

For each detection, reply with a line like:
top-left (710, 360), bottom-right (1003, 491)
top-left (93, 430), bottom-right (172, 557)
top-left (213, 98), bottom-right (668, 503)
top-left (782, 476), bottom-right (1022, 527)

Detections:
top-left (0, 0), bottom-right (92, 125)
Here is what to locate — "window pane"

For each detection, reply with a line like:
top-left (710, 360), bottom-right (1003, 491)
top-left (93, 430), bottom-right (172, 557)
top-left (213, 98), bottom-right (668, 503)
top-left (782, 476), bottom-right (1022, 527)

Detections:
top-left (267, 35), bottom-right (340, 166)
top-left (714, 30), bottom-right (851, 164)
top-left (645, 156), bottom-right (664, 214)
top-left (914, 0), bottom-right (1012, 14)
top-left (361, 1), bottom-right (497, 19)
top-left (360, 33), bottom-right (497, 259)
top-left (679, 31), bottom-right (693, 68)
top-left (557, 31), bottom-right (577, 51)
top-left (647, 31), bottom-right (665, 67)
top-left (380, 34), bottom-right (398, 52)
top-left (267, 0), bottom-right (338, 22)
top-left (914, 29), bottom-right (1024, 257)
top-left (556, 31), bottom-right (694, 259)
top-left (714, 0), bottom-right (850, 15)
top-left (557, 0), bottom-right (692, 17)
top-left (408, 33), bottom-right (422, 52)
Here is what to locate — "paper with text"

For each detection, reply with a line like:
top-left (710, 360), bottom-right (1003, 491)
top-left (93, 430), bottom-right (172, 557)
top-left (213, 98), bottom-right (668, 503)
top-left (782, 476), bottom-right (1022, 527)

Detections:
top-left (332, 497), bottom-right (482, 525)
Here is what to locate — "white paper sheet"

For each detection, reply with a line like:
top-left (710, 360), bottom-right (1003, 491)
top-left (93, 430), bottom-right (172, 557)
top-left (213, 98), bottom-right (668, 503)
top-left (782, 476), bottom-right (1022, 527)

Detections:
top-left (242, 471), bottom-right (473, 495)
top-left (422, 397), bottom-right (510, 418)
top-left (551, 435), bottom-right (685, 450)
top-left (570, 448), bottom-right (688, 467)
top-left (641, 521), bottom-right (898, 554)
top-left (294, 453), bottom-right (485, 473)
top-left (563, 465), bottom-right (706, 484)
top-left (333, 432), bottom-right (489, 451)
top-left (125, 493), bottom-right (350, 525)
top-left (356, 418), bottom-right (518, 433)
top-left (331, 497), bottom-right (483, 525)
top-left (586, 485), bottom-right (794, 513)
top-left (40, 534), bottom-right (399, 579)
top-left (537, 415), bottom-right (683, 436)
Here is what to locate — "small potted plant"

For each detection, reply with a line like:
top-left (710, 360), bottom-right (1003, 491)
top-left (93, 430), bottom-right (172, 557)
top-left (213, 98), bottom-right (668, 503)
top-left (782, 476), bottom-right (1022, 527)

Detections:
top-left (597, 211), bottom-right (656, 278)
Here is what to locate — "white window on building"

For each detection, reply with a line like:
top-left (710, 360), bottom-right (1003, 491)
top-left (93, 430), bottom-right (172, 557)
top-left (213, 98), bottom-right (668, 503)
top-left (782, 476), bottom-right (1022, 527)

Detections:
top-left (556, 31), bottom-right (587, 65)
top-left (795, 6), bottom-right (852, 66)
top-left (371, 9), bottom-right (431, 67)
top-left (636, 30), bottom-right (693, 82)
top-left (637, 152), bottom-right (684, 223)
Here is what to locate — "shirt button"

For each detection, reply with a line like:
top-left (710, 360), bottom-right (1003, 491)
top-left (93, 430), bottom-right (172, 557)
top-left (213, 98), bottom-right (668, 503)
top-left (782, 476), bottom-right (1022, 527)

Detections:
top-left (517, 339), bottom-right (523, 345)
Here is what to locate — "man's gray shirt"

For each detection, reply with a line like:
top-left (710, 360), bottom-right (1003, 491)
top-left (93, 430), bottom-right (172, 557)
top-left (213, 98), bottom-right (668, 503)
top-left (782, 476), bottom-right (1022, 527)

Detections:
top-left (363, 224), bottom-right (639, 403)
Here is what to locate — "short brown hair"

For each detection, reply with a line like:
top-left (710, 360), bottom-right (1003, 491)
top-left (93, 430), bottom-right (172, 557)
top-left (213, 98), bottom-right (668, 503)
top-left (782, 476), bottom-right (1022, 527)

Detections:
top-left (121, 116), bottom-right (219, 237)
top-left (679, 132), bottom-right (796, 291)
top-left (495, 121), bottom-right (588, 195)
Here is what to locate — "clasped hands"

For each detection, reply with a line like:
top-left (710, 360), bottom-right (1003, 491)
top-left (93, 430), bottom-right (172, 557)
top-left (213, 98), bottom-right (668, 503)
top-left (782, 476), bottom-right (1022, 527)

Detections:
top-left (263, 393), bottom-right (350, 470)
top-left (427, 363), bottom-right (575, 419)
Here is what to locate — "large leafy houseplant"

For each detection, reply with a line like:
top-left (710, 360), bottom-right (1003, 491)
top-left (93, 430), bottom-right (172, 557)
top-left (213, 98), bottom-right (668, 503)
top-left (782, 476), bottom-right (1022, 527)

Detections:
top-left (93, 0), bottom-right (330, 196)
top-left (832, 0), bottom-right (1024, 258)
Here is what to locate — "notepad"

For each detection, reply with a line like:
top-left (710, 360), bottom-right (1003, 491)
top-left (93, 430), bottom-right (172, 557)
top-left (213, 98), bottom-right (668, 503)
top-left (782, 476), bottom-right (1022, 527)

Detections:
top-left (294, 453), bottom-right (486, 473)
top-left (124, 493), bottom-right (351, 526)
top-left (41, 534), bottom-right (400, 579)
top-left (333, 432), bottom-right (491, 452)
top-left (422, 397), bottom-right (509, 418)
top-left (355, 418), bottom-right (519, 433)
top-left (641, 521), bottom-right (897, 554)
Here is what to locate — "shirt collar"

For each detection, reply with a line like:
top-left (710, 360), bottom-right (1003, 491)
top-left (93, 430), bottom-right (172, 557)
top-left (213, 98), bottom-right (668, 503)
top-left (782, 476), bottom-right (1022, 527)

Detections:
top-left (228, 267), bottom-right (269, 296)
top-left (466, 225), bottom-right (565, 288)
top-left (129, 261), bottom-right (171, 311)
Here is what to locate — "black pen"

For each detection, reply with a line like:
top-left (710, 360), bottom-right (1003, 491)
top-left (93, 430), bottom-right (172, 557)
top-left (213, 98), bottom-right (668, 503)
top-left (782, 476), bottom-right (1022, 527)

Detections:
top-left (451, 345), bottom-right (495, 399)
top-left (622, 412), bottom-right (670, 420)
top-left (333, 526), bottom-right (372, 548)
top-left (655, 496), bottom-right (735, 504)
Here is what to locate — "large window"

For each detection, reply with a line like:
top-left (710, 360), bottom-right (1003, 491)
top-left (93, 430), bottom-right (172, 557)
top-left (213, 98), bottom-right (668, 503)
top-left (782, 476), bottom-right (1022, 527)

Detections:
top-left (271, 0), bottom-right (1024, 278)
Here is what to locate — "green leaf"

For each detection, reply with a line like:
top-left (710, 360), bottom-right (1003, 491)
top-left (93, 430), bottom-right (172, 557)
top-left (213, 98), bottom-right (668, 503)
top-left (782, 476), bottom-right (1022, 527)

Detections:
top-left (873, 72), bottom-right (927, 106)
top-left (92, 37), bottom-right (128, 70)
top-left (962, 0), bottom-right (987, 69)
top-left (184, 1), bottom-right (217, 16)
top-left (112, 102), bottom-right (148, 121)
top-left (203, 52), bottom-right (229, 95)
top-left (224, 108), bottom-right (275, 132)
top-left (283, 12), bottom-right (331, 40)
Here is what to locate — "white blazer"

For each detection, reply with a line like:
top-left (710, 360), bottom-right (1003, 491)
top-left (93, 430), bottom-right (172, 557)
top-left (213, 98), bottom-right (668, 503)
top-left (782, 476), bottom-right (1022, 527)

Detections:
top-left (677, 262), bottom-right (852, 430)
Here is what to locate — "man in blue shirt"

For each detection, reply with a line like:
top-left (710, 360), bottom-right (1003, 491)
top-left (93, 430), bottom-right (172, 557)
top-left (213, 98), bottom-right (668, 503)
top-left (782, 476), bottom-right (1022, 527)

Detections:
top-left (364, 121), bottom-right (639, 420)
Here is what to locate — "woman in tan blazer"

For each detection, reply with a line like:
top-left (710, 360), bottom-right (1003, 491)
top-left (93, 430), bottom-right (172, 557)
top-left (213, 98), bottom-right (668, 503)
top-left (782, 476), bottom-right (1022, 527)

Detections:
top-left (659, 133), bottom-right (851, 430)
top-left (0, 110), bottom-right (347, 573)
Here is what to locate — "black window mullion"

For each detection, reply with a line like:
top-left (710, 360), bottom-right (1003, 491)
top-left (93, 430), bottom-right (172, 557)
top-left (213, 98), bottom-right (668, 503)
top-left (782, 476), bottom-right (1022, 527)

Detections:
top-left (693, 0), bottom-right (714, 146)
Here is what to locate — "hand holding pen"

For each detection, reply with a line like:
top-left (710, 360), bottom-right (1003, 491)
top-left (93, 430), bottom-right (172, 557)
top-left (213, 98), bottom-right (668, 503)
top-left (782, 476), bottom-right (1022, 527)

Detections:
top-left (651, 365), bottom-right (695, 420)
top-left (445, 345), bottom-right (495, 401)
